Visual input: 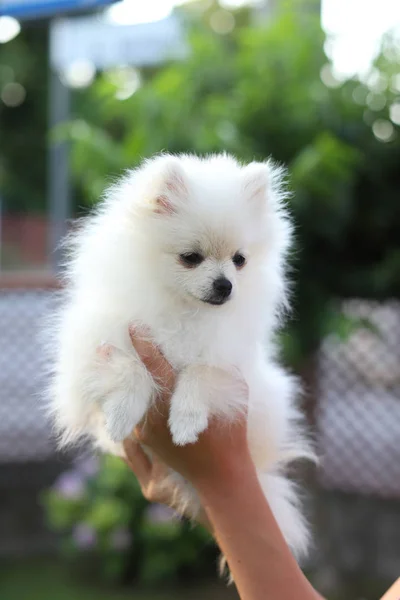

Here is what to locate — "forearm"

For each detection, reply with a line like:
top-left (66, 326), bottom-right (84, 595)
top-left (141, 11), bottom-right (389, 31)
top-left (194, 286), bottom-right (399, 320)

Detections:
top-left (127, 334), bottom-right (323, 599)
top-left (195, 459), bottom-right (320, 600)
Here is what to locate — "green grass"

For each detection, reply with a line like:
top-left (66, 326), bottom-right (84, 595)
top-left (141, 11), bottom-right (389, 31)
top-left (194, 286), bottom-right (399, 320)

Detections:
top-left (0, 558), bottom-right (239, 600)
top-left (1, 557), bottom-right (390, 600)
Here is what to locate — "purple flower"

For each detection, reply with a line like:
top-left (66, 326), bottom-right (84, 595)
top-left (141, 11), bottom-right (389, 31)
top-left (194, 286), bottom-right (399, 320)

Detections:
top-left (72, 523), bottom-right (97, 549)
top-left (75, 455), bottom-right (100, 478)
top-left (145, 503), bottom-right (177, 524)
top-left (110, 527), bottom-right (132, 550)
top-left (53, 471), bottom-right (85, 500)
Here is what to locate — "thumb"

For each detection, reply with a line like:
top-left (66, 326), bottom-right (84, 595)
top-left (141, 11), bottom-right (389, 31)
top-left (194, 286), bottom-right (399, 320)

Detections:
top-left (129, 325), bottom-right (176, 392)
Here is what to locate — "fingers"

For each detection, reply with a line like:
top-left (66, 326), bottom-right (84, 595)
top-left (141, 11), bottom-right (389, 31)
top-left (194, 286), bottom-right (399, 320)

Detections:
top-left (123, 439), bottom-right (173, 506)
top-left (151, 454), bottom-right (171, 480)
top-left (129, 326), bottom-right (176, 392)
top-left (123, 438), bottom-right (152, 483)
top-left (134, 419), bottom-right (164, 447)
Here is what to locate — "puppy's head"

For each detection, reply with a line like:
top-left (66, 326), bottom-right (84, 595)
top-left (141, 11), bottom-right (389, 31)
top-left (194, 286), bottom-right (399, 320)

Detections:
top-left (131, 153), bottom-right (292, 309)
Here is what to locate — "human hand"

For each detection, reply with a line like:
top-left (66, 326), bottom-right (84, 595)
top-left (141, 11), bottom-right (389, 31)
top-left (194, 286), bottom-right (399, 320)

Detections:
top-left (121, 329), bottom-right (326, 600)
top-left (124, 327), bottom-right (252, 491)
top-left (122, 437), bottom-right (214, 529)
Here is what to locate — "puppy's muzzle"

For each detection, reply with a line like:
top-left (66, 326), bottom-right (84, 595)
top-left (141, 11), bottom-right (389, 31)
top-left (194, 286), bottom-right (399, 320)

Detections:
top-left (204, 277), bottom-right (232, 305)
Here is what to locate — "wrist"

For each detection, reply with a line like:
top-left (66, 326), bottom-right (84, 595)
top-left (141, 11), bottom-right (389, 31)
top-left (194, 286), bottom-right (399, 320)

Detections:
top-left (193, 452), bottom-right (256, 501)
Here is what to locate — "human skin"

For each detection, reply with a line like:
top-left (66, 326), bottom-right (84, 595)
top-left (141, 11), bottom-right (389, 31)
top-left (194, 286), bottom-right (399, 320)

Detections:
top-left (123, 327), bottom-right (323, 600)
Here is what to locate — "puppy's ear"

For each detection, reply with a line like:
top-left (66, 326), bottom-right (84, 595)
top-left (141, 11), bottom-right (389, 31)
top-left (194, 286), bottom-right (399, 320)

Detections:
top-left (241, 162), bottom-right (269, 207)
top-left (153, 157), bottom-right (188, 215)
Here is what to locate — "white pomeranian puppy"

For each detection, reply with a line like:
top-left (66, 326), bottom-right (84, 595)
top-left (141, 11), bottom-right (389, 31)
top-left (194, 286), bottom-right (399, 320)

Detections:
top-left (46, 153), bottom-right (314, 560)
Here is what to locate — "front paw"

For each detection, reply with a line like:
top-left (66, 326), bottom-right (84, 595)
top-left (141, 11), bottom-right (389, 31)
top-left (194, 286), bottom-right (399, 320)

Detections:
top-left (96, 344), bottom-right (154, 442)
top-left (169, 408), bottom-right (208, 446)
top-left (103, 393), bottom-right (148, 442)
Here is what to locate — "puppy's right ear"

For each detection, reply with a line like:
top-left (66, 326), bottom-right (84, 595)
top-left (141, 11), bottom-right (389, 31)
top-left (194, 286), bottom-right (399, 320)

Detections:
top-left (241, 162), bottom-right (269, 208)
top-left (152, 156), bottom-right (188, 215)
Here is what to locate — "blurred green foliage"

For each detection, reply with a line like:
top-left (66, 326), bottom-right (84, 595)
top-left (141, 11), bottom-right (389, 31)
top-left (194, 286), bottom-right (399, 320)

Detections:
top-left (1, 0), bottom-right (399, 361)
top-left (0, 23), bottom-right (48, 212)
top-left (42, 454), bottom-right (215, 586)
top-left (4, 0), bottom-right (399, 589)
top-left (55, 0), bottom-right (400, 365)
top-left (1, 558), bottom-right (239, 600)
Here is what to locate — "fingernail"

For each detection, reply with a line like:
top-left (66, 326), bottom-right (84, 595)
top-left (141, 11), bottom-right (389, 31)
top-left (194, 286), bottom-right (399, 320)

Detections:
top-left (129, 325), bottom-right (152, 356)
top-left (129, 324), bottom-right (150, 338)
top-left (97, 342), bottom-right (112, 358)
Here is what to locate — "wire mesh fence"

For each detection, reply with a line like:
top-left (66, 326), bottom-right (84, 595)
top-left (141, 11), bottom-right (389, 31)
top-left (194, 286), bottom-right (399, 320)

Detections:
top-left (1, 278), bottom-right (400, 581)
top-left (0, 275), bottom-right (59, 463)
top-left (315, 299), bottom-right (400, 498)
top-left (0, 279), bottom-right (399, 494)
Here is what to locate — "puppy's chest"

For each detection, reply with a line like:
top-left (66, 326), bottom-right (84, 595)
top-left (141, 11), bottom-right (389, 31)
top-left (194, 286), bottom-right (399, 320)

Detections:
top-left (150, 316), bottom-right (241, 370)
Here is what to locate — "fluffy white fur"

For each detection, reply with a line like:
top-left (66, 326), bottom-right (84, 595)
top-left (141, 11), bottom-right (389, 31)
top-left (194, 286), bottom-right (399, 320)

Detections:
top-left (45, 153), bottom-right (314, 561)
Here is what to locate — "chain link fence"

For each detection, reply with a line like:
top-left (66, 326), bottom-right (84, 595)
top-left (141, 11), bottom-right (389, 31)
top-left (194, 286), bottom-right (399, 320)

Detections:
top-left (2, 281), bottom-right (399, 489)
top-left (0, 276), bottom-right (59, 464)
top-left (0, 279), bottom-right (400, 579)
top-left (310, 298), bottom-right (400, 591)
top-left (315, 299), bottom-right (400, 498)
top-left (1, 283), bottom-right (400, 482)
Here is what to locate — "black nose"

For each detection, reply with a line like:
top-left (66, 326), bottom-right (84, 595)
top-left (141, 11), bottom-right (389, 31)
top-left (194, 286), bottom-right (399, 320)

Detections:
top-left (213, 277), bottom-right (232, 298)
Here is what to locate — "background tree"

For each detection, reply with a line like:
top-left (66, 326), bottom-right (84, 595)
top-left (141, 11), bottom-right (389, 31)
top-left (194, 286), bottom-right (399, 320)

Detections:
top-left (53, 0), bottom-right (400, 365)
top-left (0, 22), bottom-right (48, 213)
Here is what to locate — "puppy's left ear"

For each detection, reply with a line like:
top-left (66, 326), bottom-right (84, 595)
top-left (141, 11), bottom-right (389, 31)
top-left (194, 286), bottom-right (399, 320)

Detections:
top-left (241, 162), bottom-right (270, 207)
top-left (154, 156), bottom-right (188, 215)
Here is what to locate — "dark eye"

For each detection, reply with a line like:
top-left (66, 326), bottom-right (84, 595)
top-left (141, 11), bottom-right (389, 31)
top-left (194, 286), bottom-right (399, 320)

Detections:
top-left (179, 252), bottom-right (204, 267)
top-left (233, 253), bottom-right (246, 268)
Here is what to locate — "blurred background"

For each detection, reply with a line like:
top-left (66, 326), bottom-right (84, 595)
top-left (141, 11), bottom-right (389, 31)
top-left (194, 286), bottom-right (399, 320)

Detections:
top-left (0, 0), bottom-right (399, 598)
